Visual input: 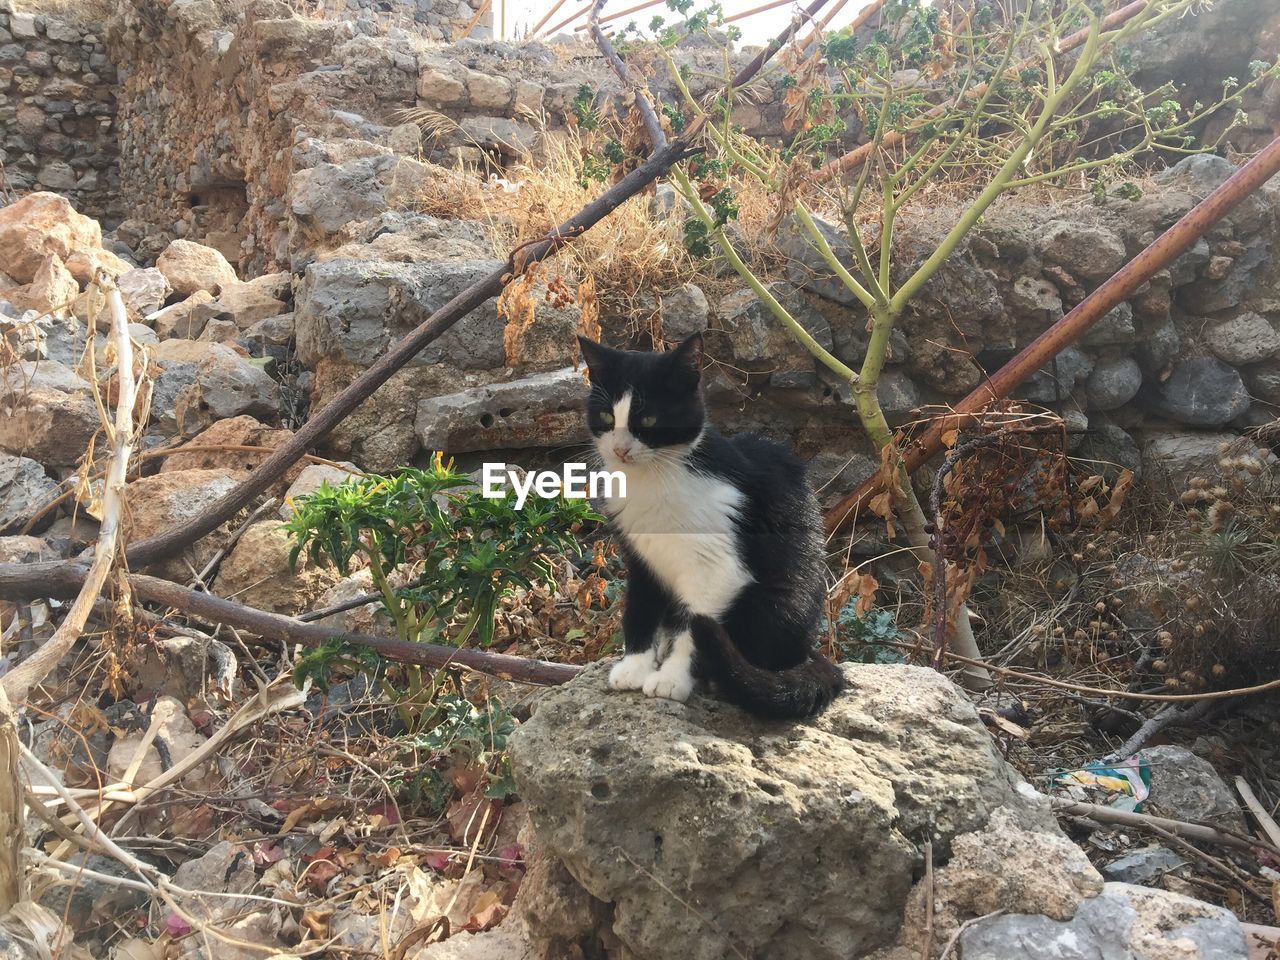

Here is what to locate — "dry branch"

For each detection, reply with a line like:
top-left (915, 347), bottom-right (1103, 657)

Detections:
top-left (0, 564), bottom-right (583, 686)
top-left (1, 278), bottom-right (142, 703)
top-left (1053, 798), bottom-right (1280, 856)
top-left (826, 133), bottom-right (1280, 535)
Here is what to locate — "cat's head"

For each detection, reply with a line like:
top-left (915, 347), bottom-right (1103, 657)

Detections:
top-left (577, 334), bottom-right (705, 470)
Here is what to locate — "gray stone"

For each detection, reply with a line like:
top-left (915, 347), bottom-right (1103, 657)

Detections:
top-left (1143, 356), bottom-right (1250, 426)
top-left (1204, 311), bottom-right (1280, 366)
top-left (43, 17), bottom-right (81, 43)
top-left (1020, 346), bottom-right (1094, 403)
top-left (36, 160), bottom-right (77, 190)
top-left (1075, 424), bottom-right (1142, 482)
top-left (1101, 844), bottom-right (1188, 885)
top-left (0, 360), bottom-right (97, 466)
top-left (807, 450), bottom-right (878, 509)
top-left (775, 212), bottom-right (861, 306)
top-left (876, 369), bottom-right (920, 426)
top-left (1245, 361), bottom-right (1280, 404)
top-left (289, 154), bottom-right (429, 240)
top-left (717, 281), bottom-right (832, 371)
top-left (658, 283), bottom-right (709, 341)
top-left (416, 367), bottom-right (587, 453)
top-left (1085, 357), bottom-right (1142, 411)
top-left (1136, 745), bottom-right (1246, 832)
top-left (1140, 431), bottom-right (1239, 492)
top-left (0, 452), bottom-right (57, 532)
top-left (149, 341), bottom-right (281, 437)
top-left (458, 116), bottom-right (539, 157)
top-left (1040, 220), bottom-right (1127, 282)
top-left (1169, 238), bottom-right (1210, 286)
top-left (1177, 241), bottom-right (1268, 314)
top-left (1008, 275), bottom-right (1064, 323)
top-left (36, 853), bottom-right (150, 935)
top-left (1082, 302), bottom-right (1137, 347)
top-left (1135, 318), bottom-right (1180, 375)
top-left (295, 255), bottom-right (505, 370)
top-left (8, 12), bottom-right (37, 38)
top-left (510, 662), bottom-right (1075, 960)
top-left (117, 267), bottom-right (172, 317)
top-left (960, 883), bottom-right (1247, 960)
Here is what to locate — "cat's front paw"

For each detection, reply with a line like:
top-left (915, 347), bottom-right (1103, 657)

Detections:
top-left (642, 666), bottom-right (695, 703)
top-left (609, 653), bottom-right (656, 691)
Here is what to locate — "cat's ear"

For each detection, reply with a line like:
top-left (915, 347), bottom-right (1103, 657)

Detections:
top-left (669, 333), bottom-right (704, 382)
top-left (577, 336), bottom-right (612, 383)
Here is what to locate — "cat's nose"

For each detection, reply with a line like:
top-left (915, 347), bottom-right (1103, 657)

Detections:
top-left (612, 444), bottom-right (631, 463)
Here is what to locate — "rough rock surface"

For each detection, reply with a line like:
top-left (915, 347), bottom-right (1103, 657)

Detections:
top-left (1135, 745), bottom-right (1247, 832)
top-left (510, 662), bottom-right (1078, 960)
top-left (123, 469), bottom-right (242, 580)
top-left (156, 240), bottom-right (239, 297)
top-left (213, 521), bottom-right (339, 617)
top-left (0, 192), bottom-right (102, 283)
top-left (0, 360), bottom-right (98, 467)
top-left (416, 367), bottom-right (587, 454)
top-left (0, 453), bottom-right (58, 533)
top-left (1143, 356), bottom-right (1251, 427)
top-left (958, 883), bottom-right (1248, 960)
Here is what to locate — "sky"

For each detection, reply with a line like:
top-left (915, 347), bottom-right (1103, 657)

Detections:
top-left (495, 0), bottom-right (838, 45)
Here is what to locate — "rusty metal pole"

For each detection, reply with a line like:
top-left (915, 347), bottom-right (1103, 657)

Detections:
top-left (826, 134), bottom-right (1280, 536)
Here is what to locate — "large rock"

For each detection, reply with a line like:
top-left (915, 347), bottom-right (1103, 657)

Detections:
top-left (416, 367), bottom-right (587, 453)
top-left (510, 662), bottom-right (1076, 960)
top-left (1135, 745), bottom-right (1246, 832)
top-left (0, 360), bottom-right (98, 466)
top-left (25, 254), bottom-right (80, 316)
top-left (1040, 220), bottom-right (1127, 282)
top-left (1019, 346), bottom-right (1093, 403)
top-left (1204, 311), bottom-right (1280, 366)
top-left (0, 453), bottom-right (58, 533)
top-left (149, 341), bottom-right (281, 437)
top-left (156, 240), bottom-right (239, 298)
top-left (123, 469), bottom-right (241, 580)
top-left (160, 416), bottom-right (298, 488)
top-left (1138, 431), bottom-right (1256, 493)
top-left (151, 291), bottom-right (217, 339)
top-left (0, 192), bottom-right (103, 284)
top-left (117, 267), bottom-right (172, 318)
top-left (1085, 356), bottom-right (1143, 411)
top-left (775, 213), bottom-right (860, 306)
top-left (212, 521), bottom-right (339, 617)
top-left (716, 282), bottom-right (831, 384)
top-left (215, 272), bottom-right (290, 329)
top-left (958, 882), bottom-right (1247, 960)
top-left (1142, 356), bottom-right (1250, 426)
top-left (289, 154), bottom-right (431, 242)
top-left (295, 256), bottom-right (505, 370)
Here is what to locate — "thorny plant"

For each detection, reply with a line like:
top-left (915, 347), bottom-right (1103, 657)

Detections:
top-left (1119, 436), bottom-right (1280, 693)
top-left (284, 456), bottom-right (599, 731)
top-left (922, 404), bottom-right (1133, 669)
top-left (596, 0), bottom-right (1280, 680)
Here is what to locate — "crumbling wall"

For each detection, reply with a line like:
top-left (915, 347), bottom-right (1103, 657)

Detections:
top-left (0, 1), bottom-right (121, 225)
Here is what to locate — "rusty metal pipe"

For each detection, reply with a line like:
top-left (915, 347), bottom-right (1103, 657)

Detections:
top-left (826, 134), bottom-right (1280, 535)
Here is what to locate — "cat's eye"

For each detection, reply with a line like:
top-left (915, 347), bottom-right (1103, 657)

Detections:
top-left (640, 415), bottom-right (657, 428)
top-left (600, 411), bottom-right (614, 425)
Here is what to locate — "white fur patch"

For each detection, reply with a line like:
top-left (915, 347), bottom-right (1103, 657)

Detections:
top-left (609, 650), bottom-right (656, 690)
top-left (601, 445), bottom-right (753, 620)
top-left (642, 628), bottom-right (695, 702)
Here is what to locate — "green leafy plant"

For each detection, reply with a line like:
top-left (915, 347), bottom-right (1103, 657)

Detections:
top-left (284, 456), bottom-right (599, 728)
top-left (835, 607), bottom-right (906, 664)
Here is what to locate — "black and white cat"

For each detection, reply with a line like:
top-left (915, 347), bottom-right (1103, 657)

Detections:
top-left (578, 332), bottom-right (845, 719)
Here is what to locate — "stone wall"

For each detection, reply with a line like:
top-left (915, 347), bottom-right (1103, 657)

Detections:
top-left (0, 1), bottom-right (121, 225)
top-left (294, 0), bottom-right (492, 43)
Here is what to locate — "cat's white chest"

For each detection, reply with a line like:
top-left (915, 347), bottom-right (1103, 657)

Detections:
top-left (607, 463), bottom-right (752, 617)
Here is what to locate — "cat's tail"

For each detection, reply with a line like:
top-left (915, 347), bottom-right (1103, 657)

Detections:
top-left (688, 615), bottom-right (846, 720)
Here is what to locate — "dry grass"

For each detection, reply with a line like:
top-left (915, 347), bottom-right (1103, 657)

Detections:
top-left (412, 127), bottom-right (783, 343)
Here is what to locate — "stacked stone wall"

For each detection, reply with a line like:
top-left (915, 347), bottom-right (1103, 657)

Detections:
top-left (0, 1), bottom-right (120, 225)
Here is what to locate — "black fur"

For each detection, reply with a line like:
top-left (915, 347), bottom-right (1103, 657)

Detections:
top-left (579, 333), bottom-right (846, 719)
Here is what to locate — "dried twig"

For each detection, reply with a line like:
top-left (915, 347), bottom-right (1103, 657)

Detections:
top-left (1101, 699), bottom-right (1215, 763)
top-left (589, 0), bottom-right (666, 152)
top-left (0, 565), bottom-right (582, 686)
top-left (1235, 778), bottom-right (1280, 851)
top-left (1053, 798), bottom-right (1280, 858)
top-left (2, 276), bottom-right (143, 704)
top-left (937, 909), bottom-right (1004, 960)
